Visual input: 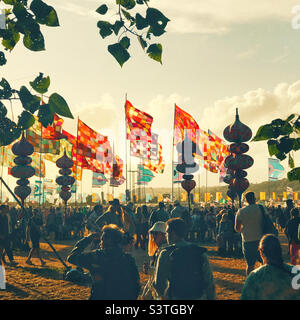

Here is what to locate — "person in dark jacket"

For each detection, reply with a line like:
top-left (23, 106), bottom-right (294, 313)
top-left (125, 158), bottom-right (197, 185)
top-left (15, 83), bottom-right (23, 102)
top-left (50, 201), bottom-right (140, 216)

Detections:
top-left (285, 208), bottom-right (300, 265)
top-left (149, 202), bottom-right (169, 227)
top-left (0, 205), bottom-right (18, 266)
top-left (67, 224), bottom-right (140, 300)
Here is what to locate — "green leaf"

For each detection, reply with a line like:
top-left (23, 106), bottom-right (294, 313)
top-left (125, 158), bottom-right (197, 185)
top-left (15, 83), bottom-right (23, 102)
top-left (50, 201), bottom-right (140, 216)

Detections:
top-left (286, 114), bottom-right (296, 122)
top-left (146, 7), bottom-right (170, 33)
top-left (48, 93), bottom-right (73, 119)
top-left (137, 35), bottom-right (147, 50)
top-left (288, 153), bottom-right (295, 169)
top-left (120, 36), bottom-right (130, 49)
top-left (37, 103), bottom-right (54, 127)
top-left (0, 51), bottom-right (7, 66)
top-left (267, 140), bottom-right (279, 157)
top-left (17, 110), bottom-right (35, 130)
top-left (146, 43), bottom-right (162, 64)
top-left (136, 13), bottom-right (148, 30)
top-left (117, 0), bottom-right (136, 10)
top-left (23, 28), bottom-right (45, 51)
top-left (287, 167), bottom-right (300, 182)
top-left (121, 9), bottom-right (135, 22)
top-left (29, 72), bottom-right (50, 94)
top-left (293, 138), bottom-right (300, 151)
top-left (108, 43), bottom-right (130, 67)
top-left (1, 22), bottom-right (20, 50)
top-left (96, 5), bottom-right (108, 15)
top-left (112, 20), bottom-right (124, 35)
top-left (0, 78), bottom-right (13, 99)
top-left (18, 86), bottom-right (41, 113)
top-left (252, 124), bottom-right (278, 141)
top-left (97, 20), bottom-right (113, 39)
top-left (277, 137), bottom-right (295, 154)
top-left (3, 0), bottom-right (15, 4)
top-left (30, 0), bottom-right (59, 27)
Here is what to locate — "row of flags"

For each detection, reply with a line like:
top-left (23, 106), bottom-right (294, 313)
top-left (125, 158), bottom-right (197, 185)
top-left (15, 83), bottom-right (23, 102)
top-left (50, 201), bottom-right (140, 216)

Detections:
top-left (0, 97), bottom-right (288, 194)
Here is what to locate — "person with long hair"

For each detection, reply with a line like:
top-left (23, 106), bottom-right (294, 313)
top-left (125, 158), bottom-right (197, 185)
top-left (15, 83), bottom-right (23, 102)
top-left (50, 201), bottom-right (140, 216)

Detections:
top-left (241, 234), bottom-right (300, 300)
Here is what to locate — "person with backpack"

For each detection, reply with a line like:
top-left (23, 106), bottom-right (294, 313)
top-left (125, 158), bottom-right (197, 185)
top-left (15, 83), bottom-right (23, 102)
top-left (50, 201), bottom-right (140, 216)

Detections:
top-left (153, 218), bottom-right (216, 300)
top-left (285, 208), bottom-right (300, 265)
top-left (67, 224), bottom-right (141, 300)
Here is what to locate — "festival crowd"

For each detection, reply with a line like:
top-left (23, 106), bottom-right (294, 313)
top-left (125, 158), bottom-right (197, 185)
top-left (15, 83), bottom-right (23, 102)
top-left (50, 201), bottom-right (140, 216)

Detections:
top-left (0, 191), bottom-right (300, 300)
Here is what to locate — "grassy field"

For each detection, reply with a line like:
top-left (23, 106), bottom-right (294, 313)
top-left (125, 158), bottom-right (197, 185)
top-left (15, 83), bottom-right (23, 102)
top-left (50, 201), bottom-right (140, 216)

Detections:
top-left (0, 232), bottom-right (291, 300)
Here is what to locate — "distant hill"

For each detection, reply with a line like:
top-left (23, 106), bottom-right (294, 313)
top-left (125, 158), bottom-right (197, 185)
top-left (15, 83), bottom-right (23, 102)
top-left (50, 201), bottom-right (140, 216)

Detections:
top-left (133, 178), bottom-right (299, 202)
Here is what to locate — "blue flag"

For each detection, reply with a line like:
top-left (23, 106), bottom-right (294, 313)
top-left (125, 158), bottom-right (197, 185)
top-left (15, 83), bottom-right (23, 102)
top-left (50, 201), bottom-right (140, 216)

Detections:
top-left (268, 158), bottom-right (284, 181)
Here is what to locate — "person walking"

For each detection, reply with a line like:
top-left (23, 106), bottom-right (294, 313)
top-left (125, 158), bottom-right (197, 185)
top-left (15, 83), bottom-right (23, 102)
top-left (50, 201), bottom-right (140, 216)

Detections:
top-left (0, 205), bottom-right (18, 266)
top-left (149, 202), bottom-right (169, 227)
top-left (241, 234), bottom-right (300, 300)
top-left (25, 208), bottom-right (46, 266)
top-left (153, 218), bottom-right (216, 300)
top-left (285, 208), bottom-right (300, 265)
top-left (234, 192), bottom-right (264, 276)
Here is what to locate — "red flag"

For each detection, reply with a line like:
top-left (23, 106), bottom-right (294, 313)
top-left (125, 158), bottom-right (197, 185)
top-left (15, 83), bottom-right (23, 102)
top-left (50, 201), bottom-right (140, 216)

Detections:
top-left (173, 104), bottom-right (199, 146)
top-left (125, 100), bottom-right (153, 140)
top-left (77, 119), bottom-right (108, 159)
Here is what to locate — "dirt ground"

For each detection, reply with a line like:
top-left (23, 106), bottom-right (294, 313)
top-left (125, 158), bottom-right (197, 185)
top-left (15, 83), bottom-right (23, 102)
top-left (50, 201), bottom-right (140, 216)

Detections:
top-left (0, 231), bottom-right (291, 300)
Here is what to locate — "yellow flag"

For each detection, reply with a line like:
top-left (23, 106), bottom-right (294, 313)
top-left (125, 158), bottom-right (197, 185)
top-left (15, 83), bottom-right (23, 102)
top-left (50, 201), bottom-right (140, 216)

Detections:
top-left (204, 192), bottom-right (210, 202)
top-left (158, 193), bottom-right (163, 202)
top-left (272, 192), bottom-right (276, 200)
top-left (283, 192), bottom-right (287, 200)
top-left (294, 192), bottom-right (298, 201)
top-left (260, 192), bottom-right (266, 201)
top-left (194, 193), bottom-right (199, 203)
top-left (181, 192), bottom-right (187, 202)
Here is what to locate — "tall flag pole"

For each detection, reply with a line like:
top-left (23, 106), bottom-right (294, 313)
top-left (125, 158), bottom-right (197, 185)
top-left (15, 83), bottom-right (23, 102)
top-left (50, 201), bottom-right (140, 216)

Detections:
top-left (124, 93), bottom-right (128, 202)
top-left (75, 116), bottom-right (79, 207)
top-left (171, 104), bottom-right (176, 202)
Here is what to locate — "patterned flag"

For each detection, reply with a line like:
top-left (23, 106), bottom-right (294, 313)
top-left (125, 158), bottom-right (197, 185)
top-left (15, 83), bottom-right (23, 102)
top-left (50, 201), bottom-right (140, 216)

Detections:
top-left (207, 129), bottom-right (230, 167)
top-left (27, 117), bottom-right (60, 154)
top-left (112, 155), bottom-right (123, 179)
top-left (173, 104), bottom-right (199, 146)
top-left (144, 143), bottom-right (165, 173)
top-left (44, 139), bottom-right (73, 163)
top-left (77, 119), bottom-right (107, 159)
top-left (268, 158), bottom-right (284, 181)
top-left (92, 172), bottom-right (107, 187)
top-left (31, 153), bottom-right (46, 178)
top-left (125, 100), bottom-right (153, 140)
top-left (110, 175), bottom-right (125, 187)
top-left (130, 130), bottom-right (159, 160)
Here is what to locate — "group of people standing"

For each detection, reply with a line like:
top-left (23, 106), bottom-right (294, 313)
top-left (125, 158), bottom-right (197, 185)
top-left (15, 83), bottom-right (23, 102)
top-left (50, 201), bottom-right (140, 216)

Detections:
top-left (0, 193), bottom-right (300, 300)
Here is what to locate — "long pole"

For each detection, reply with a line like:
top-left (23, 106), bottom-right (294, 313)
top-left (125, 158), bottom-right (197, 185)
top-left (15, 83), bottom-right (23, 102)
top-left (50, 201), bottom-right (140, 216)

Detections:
top-left (75, 116), bottom-right (79, 207)
top-left (124, 94), bottom-right (128, 203)
top-left (171, 104), bottom-right (176, 202)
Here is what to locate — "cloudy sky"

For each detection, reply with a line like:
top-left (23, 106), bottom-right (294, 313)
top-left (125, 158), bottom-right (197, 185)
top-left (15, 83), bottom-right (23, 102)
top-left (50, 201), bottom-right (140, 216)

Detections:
top-left (2, 0), bottom-right (300, 198)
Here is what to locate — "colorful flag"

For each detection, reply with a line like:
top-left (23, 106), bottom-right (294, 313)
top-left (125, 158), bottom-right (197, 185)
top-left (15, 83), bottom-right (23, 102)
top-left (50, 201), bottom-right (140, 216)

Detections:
top-left (27, 117), bottom-right (60, 154)
top-left (144, 143), bottom-right (165, 174)
top-left (92, 172), bottom-right (107, 187)
top-left (268, 158), bottom-right (284, 181)
top-left (137, 164), bottom-right (155, 184)
top-left (42, 114), bottom-right (66, 140)
top-left (173, 104), bottom-right (199, 146)
top-left (77, 119), bottom-right (107, 159)
top-left (126, 100), bottom-right (153, 139)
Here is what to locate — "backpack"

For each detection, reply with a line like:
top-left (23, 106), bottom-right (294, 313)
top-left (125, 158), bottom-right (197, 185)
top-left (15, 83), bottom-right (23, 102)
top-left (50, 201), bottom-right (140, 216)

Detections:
top-left (168, 244), bottom-right (207, 300)
top-left (259, 205), bottom-right (278, 237)
top-left (92, 249), bottom-right (140, 300)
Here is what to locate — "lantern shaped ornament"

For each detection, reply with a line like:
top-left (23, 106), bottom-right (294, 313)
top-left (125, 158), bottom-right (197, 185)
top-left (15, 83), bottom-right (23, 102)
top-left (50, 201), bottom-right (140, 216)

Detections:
top-left (176, 133), bottom-right (197, 213)
top-left (56, 150), bottom-right (75, 206)
top-left (10, 132), bottom-right (35, 205)
top-left (223, 108), bottom-right (253, 207)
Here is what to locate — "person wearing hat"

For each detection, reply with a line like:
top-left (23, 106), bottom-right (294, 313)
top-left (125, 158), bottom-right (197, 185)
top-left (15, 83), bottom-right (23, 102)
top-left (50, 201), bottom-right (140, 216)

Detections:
top-left (141, 221), bottom-right (167, 300)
